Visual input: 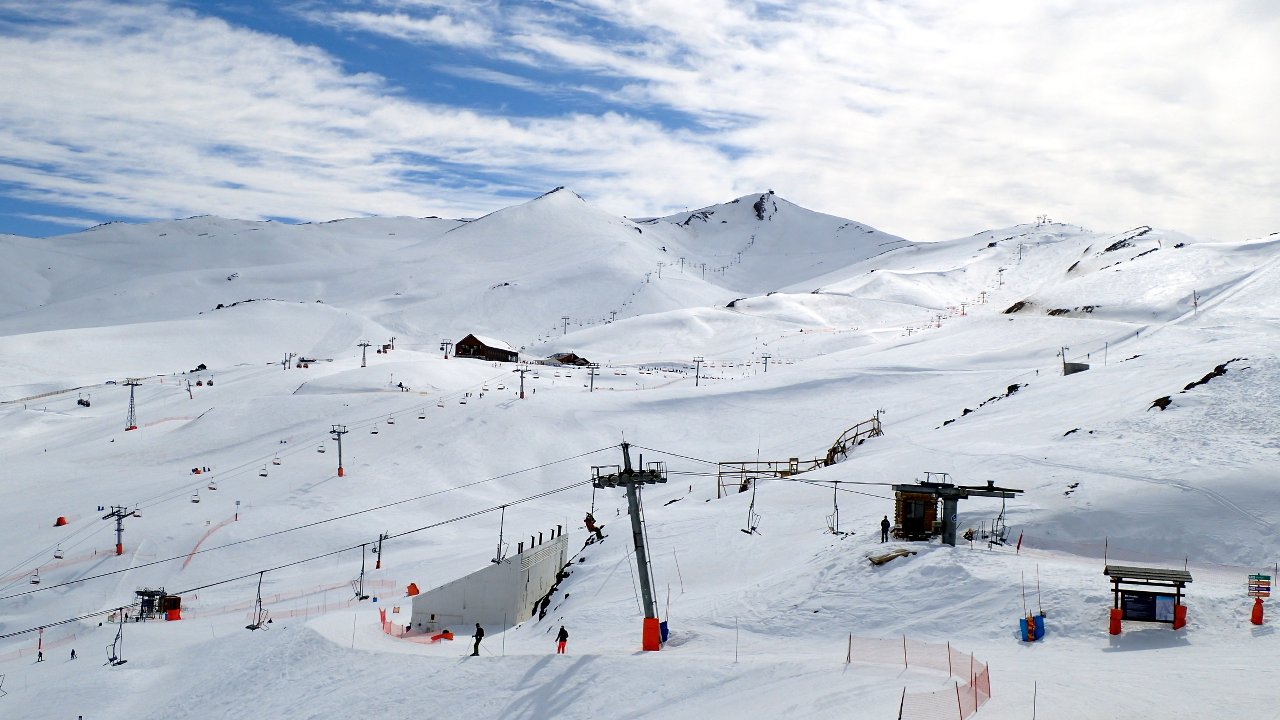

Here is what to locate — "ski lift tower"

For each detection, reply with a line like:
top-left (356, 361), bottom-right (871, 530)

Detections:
top-left (591, 442), bottom-right (667, 650)
top-left (331, 424), bottom-right (349, 477)
top-left (102, 505), bottom-right (133, 555)
top-left (123, 378), bottom-right (142, 430)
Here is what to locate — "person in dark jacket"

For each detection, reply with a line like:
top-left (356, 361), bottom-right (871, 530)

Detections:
top-left (880, 515), bottom-right (891, 543)
top-left (584, 513), bottom-right (604, 541)
top-left (556, 625), bottom-right (569, 654)
top-left (472, 623), bottom-right (484, 656)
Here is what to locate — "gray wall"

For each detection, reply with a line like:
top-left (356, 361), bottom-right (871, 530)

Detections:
top-left (410, 534), bottom-right (568, 634)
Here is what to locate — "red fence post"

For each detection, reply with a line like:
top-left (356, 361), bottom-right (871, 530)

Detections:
top-left (947, 641), bottom-right (952, 676)
top-left (955, 681), bottom-right (964, 719)
top-left (846, 633), bottom-right (852, 664)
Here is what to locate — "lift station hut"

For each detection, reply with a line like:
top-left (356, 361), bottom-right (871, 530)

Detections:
top-left (891, 474), bottom-right (1023, 546)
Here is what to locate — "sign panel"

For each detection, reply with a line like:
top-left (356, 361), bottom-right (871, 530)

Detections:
top-left (1121, 591), bottom-right (1177, 623)
top-left (1248, 574), bottom-right (1271, 598)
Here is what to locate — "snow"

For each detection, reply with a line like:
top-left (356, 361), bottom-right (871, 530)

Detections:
top-left (1, 189), bottom-right (1278, 719)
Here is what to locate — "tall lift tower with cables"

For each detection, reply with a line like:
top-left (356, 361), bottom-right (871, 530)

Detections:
top-left (591, 442), bottom-right (667, 650)
top-left (123, 378), bottom-right (141, 430)
top-left (331, 425), bottom-right (349, 477)
top-left (102, 506), bottom-right (133, 555)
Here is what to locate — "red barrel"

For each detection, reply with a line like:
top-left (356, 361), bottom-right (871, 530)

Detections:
top-left (1251, 598), bottom-right (1264, 625)
top-left (642, 617), bottom-right (662, 651)
top-left (1173, 604), bottom-right (1188, 629)
top-left (1108, 608), bottom-right (1122, 635)
top-left (166, 608), bottom-right (181, 621)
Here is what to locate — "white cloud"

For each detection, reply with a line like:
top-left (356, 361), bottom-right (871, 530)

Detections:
top-left (0, 0), bottom-right (1275, 242)
top-left (308, 9), bottom-right (493, 47)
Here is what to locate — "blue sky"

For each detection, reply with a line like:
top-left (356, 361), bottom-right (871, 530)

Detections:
top-left (0, 0), bottom-right (1276, 241)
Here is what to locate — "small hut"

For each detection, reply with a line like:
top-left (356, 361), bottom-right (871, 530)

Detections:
top-left (455, 335), bottom-right (519, 363)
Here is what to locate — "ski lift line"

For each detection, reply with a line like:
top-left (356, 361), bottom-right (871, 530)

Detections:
top-left (1, 478), bottom-right (595, 640)
top-left (385, 479), bottom-right (590, 541)
top-left (130, 386), bottom-right (600, 522)
top-left (791, 479), bottom-right (893, 501)
top-left (630, 444), bottom-right (719, 466)
top-left (0, 444), bottom-right (616, 604)
top-left (0, 516), bottom-right (115, 592)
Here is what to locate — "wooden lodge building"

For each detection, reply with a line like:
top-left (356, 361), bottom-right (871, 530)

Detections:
top-left (455, 334), bottom-right (519, 363)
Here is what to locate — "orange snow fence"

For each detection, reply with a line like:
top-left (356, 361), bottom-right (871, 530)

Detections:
top-left (406, 583), bottom-right (420, 596)
top-left (845, 635), bottom-right (991, 720)
top-left (54, 516), bottom-right (68, 527)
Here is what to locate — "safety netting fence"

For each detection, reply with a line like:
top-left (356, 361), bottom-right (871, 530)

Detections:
top-left (845, 635), bottom-right (991, 719)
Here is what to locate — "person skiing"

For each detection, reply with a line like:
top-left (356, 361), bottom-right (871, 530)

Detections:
top-left (584, 513), bottom-right (603, 541)
top-left (471, 623), bottom-right (484, 656)
top-left (880, 515), bottom-right (891, 543)
top-left (70, 648), bottom-right (77, 660)
top-left (556, 625), bottom-right (569, 654)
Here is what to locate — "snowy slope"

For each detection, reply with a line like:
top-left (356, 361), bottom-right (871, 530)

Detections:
top-left (1, 191), bottom-right (1279, 719)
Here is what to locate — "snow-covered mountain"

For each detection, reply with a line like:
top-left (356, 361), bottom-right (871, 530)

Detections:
top-left (1, 189), bottom-right (1278, 719)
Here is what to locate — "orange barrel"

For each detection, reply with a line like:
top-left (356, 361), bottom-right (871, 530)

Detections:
top-left (642, 617), bottom-right (662, 651)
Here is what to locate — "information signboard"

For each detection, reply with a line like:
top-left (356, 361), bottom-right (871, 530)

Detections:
top-left (1121, 591), bottom-right (1177, 623)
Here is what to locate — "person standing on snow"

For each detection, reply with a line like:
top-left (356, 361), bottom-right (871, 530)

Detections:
top-left (880, 515), bottom-right (891, 543)
top-left (472, 623), bottom-right (485, 656)
top-left (556, 626), bottom-right (569, 654)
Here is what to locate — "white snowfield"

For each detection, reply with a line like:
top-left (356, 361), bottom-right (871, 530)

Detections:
top-left (0, 189), bottom-right (1278, 719)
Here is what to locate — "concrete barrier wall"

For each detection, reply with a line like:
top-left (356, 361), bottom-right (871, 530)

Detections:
top-left (411, 534), bottom-right (568, 634)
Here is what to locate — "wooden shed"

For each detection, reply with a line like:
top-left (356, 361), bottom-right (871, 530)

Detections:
top-left (455, 334), bottom-right (519, 363)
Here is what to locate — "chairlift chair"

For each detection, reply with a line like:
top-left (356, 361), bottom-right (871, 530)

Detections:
top-left (191, 490), bottom-right (200, 503)
top-left (318, 443), bottom-right (326, 453)
top-left (53, 544), bottom-right (64, 559)
top-left (387, 416), bottom-right (395, 425)
top-left (271, 455), bottom-right (282, 466)
top-left (418, 409), bottom-right (426, 419)
top-left (436, 399), bottom-right (444, 408)
top-left (459, 398), bottom-right (467, 405)
top-left (370, 424), bottom-right (379, 434)
top-left (30, 569), bottom-right (40, 585)
top-left (259, 466), bottom-right (268, 478)
top-left (207, 480), bottom-right (218, 491)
